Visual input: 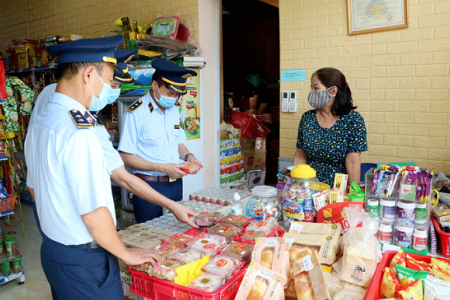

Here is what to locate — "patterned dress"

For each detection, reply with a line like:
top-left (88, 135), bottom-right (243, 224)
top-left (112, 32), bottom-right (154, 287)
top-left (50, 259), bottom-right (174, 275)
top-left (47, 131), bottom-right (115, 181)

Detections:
top-left (296, 110), bottom-right (367, 186)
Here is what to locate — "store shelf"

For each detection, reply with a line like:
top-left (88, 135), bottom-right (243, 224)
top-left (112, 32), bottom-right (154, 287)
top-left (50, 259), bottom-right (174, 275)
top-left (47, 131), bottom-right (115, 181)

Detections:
top-left (0, 210), bottom-right (14, 217)
top-left (6, 65), bottom-right (57, 74)
top-left (0, 270), bottom-right (25, 285)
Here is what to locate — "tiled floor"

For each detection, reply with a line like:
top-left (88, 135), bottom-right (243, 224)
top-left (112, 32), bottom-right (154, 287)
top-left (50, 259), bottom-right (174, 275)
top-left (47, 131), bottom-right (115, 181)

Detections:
top-left (0, 201), bottom-right (52, 300)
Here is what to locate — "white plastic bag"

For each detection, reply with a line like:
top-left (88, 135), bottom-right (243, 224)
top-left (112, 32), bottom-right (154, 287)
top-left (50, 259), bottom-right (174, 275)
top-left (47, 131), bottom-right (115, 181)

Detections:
top-left (338, 206), bottom-right (382, 287)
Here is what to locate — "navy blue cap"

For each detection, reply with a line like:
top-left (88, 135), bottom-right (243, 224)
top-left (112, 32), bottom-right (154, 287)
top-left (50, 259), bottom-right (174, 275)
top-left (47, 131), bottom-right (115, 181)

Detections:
top-left (151, 59), bottom-right (197, 95)
top-left (113, 49), bottom-right (137, 83)
top-left (47, 35), bottom-right (124, 65)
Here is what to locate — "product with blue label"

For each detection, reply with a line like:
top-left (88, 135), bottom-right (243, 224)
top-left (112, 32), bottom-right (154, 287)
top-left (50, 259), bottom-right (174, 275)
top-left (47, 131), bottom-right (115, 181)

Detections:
top-left (245, 186), bottom-right (282, 221)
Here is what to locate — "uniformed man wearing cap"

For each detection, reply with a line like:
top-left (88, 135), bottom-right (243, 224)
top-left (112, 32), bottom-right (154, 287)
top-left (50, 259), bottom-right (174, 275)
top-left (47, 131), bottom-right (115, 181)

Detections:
top-left (118, 60), bottom-right (202, 223)
top-left (28, 50), bottom-right (198, 239)
top-left (24, 36), bottom-right (163, 299)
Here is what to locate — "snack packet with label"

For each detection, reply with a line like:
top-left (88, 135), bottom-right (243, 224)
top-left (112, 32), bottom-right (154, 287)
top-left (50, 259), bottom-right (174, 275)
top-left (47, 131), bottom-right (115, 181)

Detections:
top-left (390, 249), bottom-right (406, 267)
top-left (380, 267), bottom-right (401, 298)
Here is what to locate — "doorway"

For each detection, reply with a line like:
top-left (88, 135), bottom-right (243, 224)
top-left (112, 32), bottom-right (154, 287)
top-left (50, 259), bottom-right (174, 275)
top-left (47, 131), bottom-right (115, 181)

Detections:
top-left (221, 0), bottom-right (280, 185)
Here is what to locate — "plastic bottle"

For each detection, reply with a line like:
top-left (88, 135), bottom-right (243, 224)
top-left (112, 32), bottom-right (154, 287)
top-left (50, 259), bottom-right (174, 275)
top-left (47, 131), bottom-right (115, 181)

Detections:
top-left (412, 229), bottom-right (427, 251)
top-left (378, 223), bottom-right (393, 244)
top-left (415, 202), bottom-right (427, 224)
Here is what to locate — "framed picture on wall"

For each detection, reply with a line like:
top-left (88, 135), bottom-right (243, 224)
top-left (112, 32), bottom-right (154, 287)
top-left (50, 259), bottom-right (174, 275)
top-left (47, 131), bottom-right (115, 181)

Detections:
top-left (347, 0), bottom-right (408, 35)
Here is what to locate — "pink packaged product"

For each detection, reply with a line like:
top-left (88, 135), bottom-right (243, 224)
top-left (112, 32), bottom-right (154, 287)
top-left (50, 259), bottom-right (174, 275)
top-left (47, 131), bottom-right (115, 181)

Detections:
top-left (153, 244), bottom-right (180, 259)
top-left (245, 218), bottom-right (277, 235)
top-left (188, 273), bottom-right (222, 293)
top-left (194, 212), bottom-right (223, 227)
top-left (219, 214), bottom-right (250, 228)
top-left (152, 259), bottom-right (183, 282)
top-left (169, 248), bottom-right (203, 264)
top-left (187, 233), bottom-right (227, 257)
top-left (161, 234), bottom-right (193, 247)
top-left (221, 241), bottom-right (254, 261)
top-left (208, 224), bottom-right (240, 242)
top-left (202, 255), bottom-right (242, 280)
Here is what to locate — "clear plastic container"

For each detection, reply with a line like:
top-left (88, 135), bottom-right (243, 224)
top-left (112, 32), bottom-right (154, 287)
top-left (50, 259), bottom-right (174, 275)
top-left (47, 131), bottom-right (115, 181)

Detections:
top-left (188, 273), bottom-right (222, 292)
top-left (283, 165), bottom-right (322, 223)
top-left (202, 255), bottom-right (242, 280)
top-left (208, 224), bottom-right (240, 241)
top-left (245, 186), bottom-right (282, 221)
top-left (169, 248), bottom-right (203, 264)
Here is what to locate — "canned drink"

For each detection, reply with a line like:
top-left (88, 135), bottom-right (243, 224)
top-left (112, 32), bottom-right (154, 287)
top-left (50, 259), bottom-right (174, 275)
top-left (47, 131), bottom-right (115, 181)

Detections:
top-left (2, 260), bottom-right (10, 277)
top-left (13, 256), bottom-right (21, 273)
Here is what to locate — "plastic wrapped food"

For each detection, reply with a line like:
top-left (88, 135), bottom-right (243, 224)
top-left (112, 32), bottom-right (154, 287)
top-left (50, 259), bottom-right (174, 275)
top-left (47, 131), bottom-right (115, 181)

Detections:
top-left (189, 273), bottom-right (222, 293)
top-left (194, 212), bottom-right (222, 227)
top-left (219, 214), bottom-right (250, 228)
top-left (162, 234), bottom-right (193, 247)
top-left (240, 230), bottom-right (267, 242)
top-left (221, 241), bottom-right (254, 261)
top-left (152, 259), bottom-right (183, 282)
top-left (202, 255), bottom-right (242, 280)
top-left (153, 244), bottom-right (181, 259)
top-left (180, 162), bottom-right (202, 174)
top-left (152, 15), bottom-right (180, 39)
top-left (208, 224), bottom-right (240, 241)
top-left (246, 218), bottom-right (277, 235)
top-left (169, 248), bottom-right (202, 264)
top-left (187, 233), bottom-right (227, 257)
top-left (128, 262), bottom-right (153, 275)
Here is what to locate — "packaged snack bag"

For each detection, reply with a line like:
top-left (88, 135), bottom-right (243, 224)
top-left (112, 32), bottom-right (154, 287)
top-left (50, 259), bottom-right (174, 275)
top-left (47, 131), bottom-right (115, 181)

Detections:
top-left (395, 265), bottom-right (428, 288)
top-left (187, 233), bottom-right (227, 257)
top-left (194, 212), bottom-right (222, 227)
top-left (128, 262), bottom-right (153, 275)
top-left (431, 257), bottom-right (450, 273)
top-left (251, 237), bottom-right (290, 287)
top-left (152, 15), bottom-right (180, 39)
top-left (153, 244), bottom-right (181, 259)
top-left (208, 224), bottom-right (240, 242)
top-left (380, 267), bottom-right (401, 298)
top-left (221, 241), bottom-right (254, 261)
top-left (406, 255), bottom-right (433, 274)
top-left (219, 214), bottom-right (250, 228)
top-left (161, 234), bottom-right (192, 247)
top-left (390, 249), bottom-right (406, 267)
top-left (169, 249), bottom-right (203, 265)
top-left (246, 219), bottom-right (277, 235)
top-left (239, 230), bottom-right (267, 243)
top-left (152, 259), bottom-right (183, 282)
top-left (339, 206), bottom-right (382, 287)
top-left (179, 162), bottom-right (201, 174)
top-left (424, 275), bottom-right (450, 300)
top-left (188, 273), bottom-right (222, 292)
top-left (431, 264), bottom-right (450, 281)
top-left (235, 262), bottom-right (287, 300)
top-left (397, 279), bottom-right (424, 300)
top-left (292, 249), bottom-right (330, 300)
top-left (202, 255), bottom-right (242, 280)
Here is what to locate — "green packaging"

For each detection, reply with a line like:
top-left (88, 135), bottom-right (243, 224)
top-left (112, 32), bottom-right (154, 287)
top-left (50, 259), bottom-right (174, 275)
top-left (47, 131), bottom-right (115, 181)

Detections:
top-left (395, 264), bottom-right (428, 289)
top-left (2, 260), bottom-right (10, 277)
top-left (4, 238), bottom-right (13, 257)
top-left (13, 255), bottom-right (21, 273)
top-left (349, 182), bottom-right (365, 202)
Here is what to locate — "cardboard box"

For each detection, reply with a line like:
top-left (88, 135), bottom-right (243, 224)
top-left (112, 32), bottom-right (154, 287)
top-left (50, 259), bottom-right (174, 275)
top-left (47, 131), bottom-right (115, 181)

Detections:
top-left (31, 47), bottom-right (49, 68)
top-left (117, 224), bottom-right (173, 272)
top-left (241, 137), bottom-right (266, 172)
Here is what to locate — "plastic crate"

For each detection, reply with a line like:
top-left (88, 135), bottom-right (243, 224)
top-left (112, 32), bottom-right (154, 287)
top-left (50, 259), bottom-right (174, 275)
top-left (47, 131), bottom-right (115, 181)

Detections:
top-left (129, 266), bottom-right (246, 300)
top-left (0, 196), bottom-right (16, 213)
top-left (230, 111), bottom-right (271, 138)
top-left (432, 215), bottom-right (450, 258)
top-left (363, 251), bottom-right (450, 300)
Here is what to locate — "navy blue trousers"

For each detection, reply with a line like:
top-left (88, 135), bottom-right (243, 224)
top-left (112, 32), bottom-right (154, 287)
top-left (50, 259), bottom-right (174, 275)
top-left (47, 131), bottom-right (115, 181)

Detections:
top-left (132, 178), bottom-right (183, 223)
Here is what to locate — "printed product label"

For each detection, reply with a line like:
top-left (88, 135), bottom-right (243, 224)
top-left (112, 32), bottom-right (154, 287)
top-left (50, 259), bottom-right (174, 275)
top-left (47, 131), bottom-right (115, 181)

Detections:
top-left (257, 267), bottom-right (274, 280)
top-left (246, 199), bottom-right (265, 221)
top-left (284, 200), bottom-right (305, 221)
top-left (256, 221), bottom-right (267, 228)
top-left (350, 265), bottom-right (366, 283)
top-left (265, 238), bottom-right (277, 247)
top-left (302, 255), bottom-right (313, 271)
top-left (234, 244), bottom-right (246, 250)
top-left (230, 215), bottom-right (242, 220)
top-left (246, 231), bottom-right (255, 236)
top-left (216, 259), bottom-right (228, 267)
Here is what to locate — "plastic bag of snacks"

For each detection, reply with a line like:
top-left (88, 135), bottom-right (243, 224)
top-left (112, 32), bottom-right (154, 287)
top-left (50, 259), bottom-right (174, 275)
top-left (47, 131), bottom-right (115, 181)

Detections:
top-left (202, 255), bottom-right (242, 280)
top-left (152, 15), bottom-right (180, 39)
top-left (152, 259), bottom-right (183, 282)
top-left (239, 230), bottom-right (267, 242)
top-left (339, 206), bottom-right (381, 287)
top-left (128, 262), bottom-right (153, 275)
top-left (194, 212), bottom-right (222, 227)
top-left (390, 249), bottom-right (406, 267)
top-left (395, 264), bottom-right (428, 288)
top-left (221, 241), bottom-right (254, 262)
top-left (292, 249), bottom-right (330, 300)
top-left (235, 262), bottom-right (287, 300)
top-left (398, 278), bottom-right (424, 300)
top-left (245, 218), bottom-right (277, 235)
top-left (169, 249), bottom-right (203, 265)
top-left (208, 224), bottom-right (240, 242)
top-left (424, 275), bottom-right (450, 299)
top-left (179, 162), bottom-right (202, 174)
top-left (251, 237), bottom-right (289, 286)
top-left (188, 273), bottom-right (222, 292)
top-left (187, 233), bottom-right (227, 257)
top-left (219, 214), bottom-right (250, 229)
top-left (161, 234), bottom-right (193, 247)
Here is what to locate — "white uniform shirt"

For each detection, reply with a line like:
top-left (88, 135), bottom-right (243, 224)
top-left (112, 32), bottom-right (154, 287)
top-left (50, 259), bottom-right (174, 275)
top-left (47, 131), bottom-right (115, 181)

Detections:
top-left (25, 92), bottom-right (116, 245)
top-left (29, 84), bottom-right (124, 171)
top-left (118, 92), bottom-right (187, 176)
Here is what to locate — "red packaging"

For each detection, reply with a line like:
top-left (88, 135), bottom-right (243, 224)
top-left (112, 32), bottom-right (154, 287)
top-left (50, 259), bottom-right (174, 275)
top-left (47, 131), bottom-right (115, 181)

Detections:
top-left (0, 61), bottom-right (6, 100)
top-left (405, 255), bottom-right (432, 274)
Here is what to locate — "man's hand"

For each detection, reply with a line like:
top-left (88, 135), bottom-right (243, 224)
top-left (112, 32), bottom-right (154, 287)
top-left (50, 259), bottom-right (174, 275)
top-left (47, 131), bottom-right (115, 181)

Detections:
top-left (169, 201), bottom-right (199, 228)
top-left (187, 154), bottom-right (203, 170)
top-left (161, 163), bottom-right (187, 179)
top-left (123, 248), bottom-right (163, 266)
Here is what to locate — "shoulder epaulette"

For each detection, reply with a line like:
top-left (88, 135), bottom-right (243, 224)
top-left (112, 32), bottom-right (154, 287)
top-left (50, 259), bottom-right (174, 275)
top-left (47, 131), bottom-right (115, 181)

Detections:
top-left (126, 99), bottom-right (143, 112)
top-left (149, 102), bottom-right (154, 113)
top-left (69, 110), bottom-right (93, 129)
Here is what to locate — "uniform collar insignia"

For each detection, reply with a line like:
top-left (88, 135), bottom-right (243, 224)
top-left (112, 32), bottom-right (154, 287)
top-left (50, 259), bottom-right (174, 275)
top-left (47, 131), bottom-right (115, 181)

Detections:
top-left (69, 110), bottom-right (93, 129)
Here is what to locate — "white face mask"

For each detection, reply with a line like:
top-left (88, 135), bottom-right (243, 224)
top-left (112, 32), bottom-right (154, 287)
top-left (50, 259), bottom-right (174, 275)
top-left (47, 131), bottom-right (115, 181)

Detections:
top-left (308, 87), bottom-right (333, 109)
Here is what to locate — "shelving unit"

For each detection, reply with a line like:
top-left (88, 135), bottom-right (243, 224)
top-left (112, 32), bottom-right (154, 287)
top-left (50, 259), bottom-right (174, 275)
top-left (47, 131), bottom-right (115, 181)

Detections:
top-left (5, 65), bottom-right (57, 75)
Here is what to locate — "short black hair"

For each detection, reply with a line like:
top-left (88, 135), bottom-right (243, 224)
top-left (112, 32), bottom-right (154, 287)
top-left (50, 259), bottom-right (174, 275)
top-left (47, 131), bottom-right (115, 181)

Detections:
top-left (312, 67), bottom-right (357, 116)
top-left (55, 62), bottom-right (105, 80)
top-left (152, 75), bottom-right (170, 89)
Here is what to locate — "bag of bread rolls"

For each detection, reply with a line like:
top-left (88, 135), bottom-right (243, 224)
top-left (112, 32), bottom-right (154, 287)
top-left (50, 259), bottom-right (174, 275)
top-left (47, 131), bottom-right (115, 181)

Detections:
top-left (289, 221), bottom-right (341, 236)
top-left (339, 206), bottom-right (381, 287)
top-left (251, 237), bottom-right (290, 287)
top-left (235, 262), bottom-right (287, 300)
top-left (292, 249), bottom-right (330, 300)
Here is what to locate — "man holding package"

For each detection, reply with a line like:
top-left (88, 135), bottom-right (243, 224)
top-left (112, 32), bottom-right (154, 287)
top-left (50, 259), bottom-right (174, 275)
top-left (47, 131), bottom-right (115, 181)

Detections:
top-left (24, 36), bottom-right (163, 299)
top-left (119, 59), bottom-right (202, 223)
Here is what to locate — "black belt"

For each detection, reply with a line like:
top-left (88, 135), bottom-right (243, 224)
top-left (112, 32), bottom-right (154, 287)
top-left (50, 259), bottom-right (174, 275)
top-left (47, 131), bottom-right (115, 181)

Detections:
top-left (71, 241), bottom-right (101, 250)
top-left (135, 174), bottom-right (175, 182)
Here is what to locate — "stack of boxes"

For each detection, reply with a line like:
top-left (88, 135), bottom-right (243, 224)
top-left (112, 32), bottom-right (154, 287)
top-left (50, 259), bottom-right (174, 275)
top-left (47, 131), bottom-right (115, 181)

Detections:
top-left (219, 130), bottom-right (244, 187)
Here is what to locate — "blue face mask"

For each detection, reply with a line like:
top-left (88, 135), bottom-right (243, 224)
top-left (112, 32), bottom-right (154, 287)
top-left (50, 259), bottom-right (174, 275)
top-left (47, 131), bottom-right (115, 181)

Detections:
top-left (155, 84), bottom-right (178, 108)
top-left (107, 88), bottom-right (121, 104)
top-left (87, 70), bottom-right (112, 112)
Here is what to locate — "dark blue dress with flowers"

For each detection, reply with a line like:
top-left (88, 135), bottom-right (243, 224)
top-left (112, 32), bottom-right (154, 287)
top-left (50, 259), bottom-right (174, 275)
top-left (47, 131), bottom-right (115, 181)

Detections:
top-left (296, 110), bottom-right (367, 187)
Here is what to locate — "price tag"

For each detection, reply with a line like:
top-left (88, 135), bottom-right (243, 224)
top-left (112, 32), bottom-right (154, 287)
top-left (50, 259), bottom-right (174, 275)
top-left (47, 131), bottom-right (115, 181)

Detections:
top-left (290, 223), bottom-right (303, 232)
top-left (285, 237), bottom-right (294, 244)
top-left (302, 255), bottom-right (313, 272)
top-left (265, 238), bottom-right (277, 247)
top-left (257, 267), bottom-right (274, 280)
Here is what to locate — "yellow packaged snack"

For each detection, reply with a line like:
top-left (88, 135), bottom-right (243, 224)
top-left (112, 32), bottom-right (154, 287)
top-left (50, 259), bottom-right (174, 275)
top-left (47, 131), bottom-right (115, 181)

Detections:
top-left (380, 267), bottom-right (401, 298)
top-left (431, 257), bottom-right (450, 273)
top-left (390, 249), bottom-right (406, 267)
top-left (397, 279), bottom-right (423, 300)
top-left (431, 264), bottom-right (450, 282)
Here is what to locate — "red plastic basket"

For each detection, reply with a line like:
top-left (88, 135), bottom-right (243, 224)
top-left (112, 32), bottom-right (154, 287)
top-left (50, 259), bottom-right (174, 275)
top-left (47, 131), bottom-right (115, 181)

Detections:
top-left (364, 251), bottom-right (450, 300)
top-left (129, 266), bottom-right (246, 300)
top-left (0, 196), bottom-right (16, 213)
top-left (432, 215), bottom-right (450, 257)
top-left (230, 111), bottom-right (271, 138)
